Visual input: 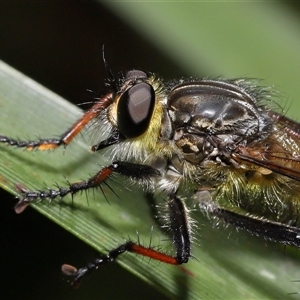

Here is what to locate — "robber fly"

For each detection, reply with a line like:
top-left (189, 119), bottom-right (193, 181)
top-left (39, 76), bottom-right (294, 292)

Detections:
top-left (2, 58), bottom-right (300, 288)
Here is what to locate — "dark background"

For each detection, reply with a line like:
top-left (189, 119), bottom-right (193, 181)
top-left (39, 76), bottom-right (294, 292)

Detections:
top-left (0, 1), bottom-right (188, 299)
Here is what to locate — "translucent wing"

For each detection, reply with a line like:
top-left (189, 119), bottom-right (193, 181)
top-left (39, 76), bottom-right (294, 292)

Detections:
top-left (234, 112), bottom-right (300, 181)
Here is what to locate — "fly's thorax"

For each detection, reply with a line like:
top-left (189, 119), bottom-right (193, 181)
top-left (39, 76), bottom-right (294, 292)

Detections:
top-left (166, 79), bottom-right (271, 165)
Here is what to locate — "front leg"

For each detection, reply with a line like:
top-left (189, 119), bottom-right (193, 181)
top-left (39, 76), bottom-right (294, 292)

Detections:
top-left (0, 93), bottom-right (113, 151)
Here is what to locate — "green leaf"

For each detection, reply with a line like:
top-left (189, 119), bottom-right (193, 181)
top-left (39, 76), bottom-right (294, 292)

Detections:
top-left (0, 59), bottom-right (300, 299)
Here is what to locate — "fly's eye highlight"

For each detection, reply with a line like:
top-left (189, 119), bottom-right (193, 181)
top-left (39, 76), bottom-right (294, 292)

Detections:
top-left (117, 81), bottom-right (155, 138)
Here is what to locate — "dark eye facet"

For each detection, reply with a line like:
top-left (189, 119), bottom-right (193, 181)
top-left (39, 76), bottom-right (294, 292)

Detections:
top-left (117, 82), bottom-right (155, 138)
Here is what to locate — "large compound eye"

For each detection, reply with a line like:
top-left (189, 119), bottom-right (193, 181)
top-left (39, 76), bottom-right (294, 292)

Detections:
top-left (117, 82), bottom-right (155, 138)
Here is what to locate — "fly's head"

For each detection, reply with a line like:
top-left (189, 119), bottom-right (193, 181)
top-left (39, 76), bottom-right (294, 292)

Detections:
top-left (96, 70), bottom-right (172, 163)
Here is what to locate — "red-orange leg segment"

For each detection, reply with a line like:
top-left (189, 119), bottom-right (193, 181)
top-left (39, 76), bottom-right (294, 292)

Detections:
top-left (62, 194), bottom-right (191, 288)
top-left (0, 93), bottom-right (113, 150)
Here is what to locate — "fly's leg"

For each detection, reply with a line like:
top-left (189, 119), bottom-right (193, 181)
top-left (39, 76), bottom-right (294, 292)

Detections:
top-left (62, 194), bottom-right (192, 288)
top-left (15, 159), bottom-right (192, 287)
top-left (195, 189), bottom-right (300, 248)
top-left (0, 93), bottom-right (113, 150)
top-left (213, 206), bottom-right (300, 247)
top-left (15, 161), bottom-right (160, 213)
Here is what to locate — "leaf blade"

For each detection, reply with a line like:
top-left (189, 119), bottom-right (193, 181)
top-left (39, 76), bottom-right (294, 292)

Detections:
top-left (2, 59), bottom-right (300, 299)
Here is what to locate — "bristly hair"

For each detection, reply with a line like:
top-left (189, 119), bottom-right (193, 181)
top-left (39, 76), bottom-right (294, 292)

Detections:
top-left (102, 45), bottom-right (118, 92)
